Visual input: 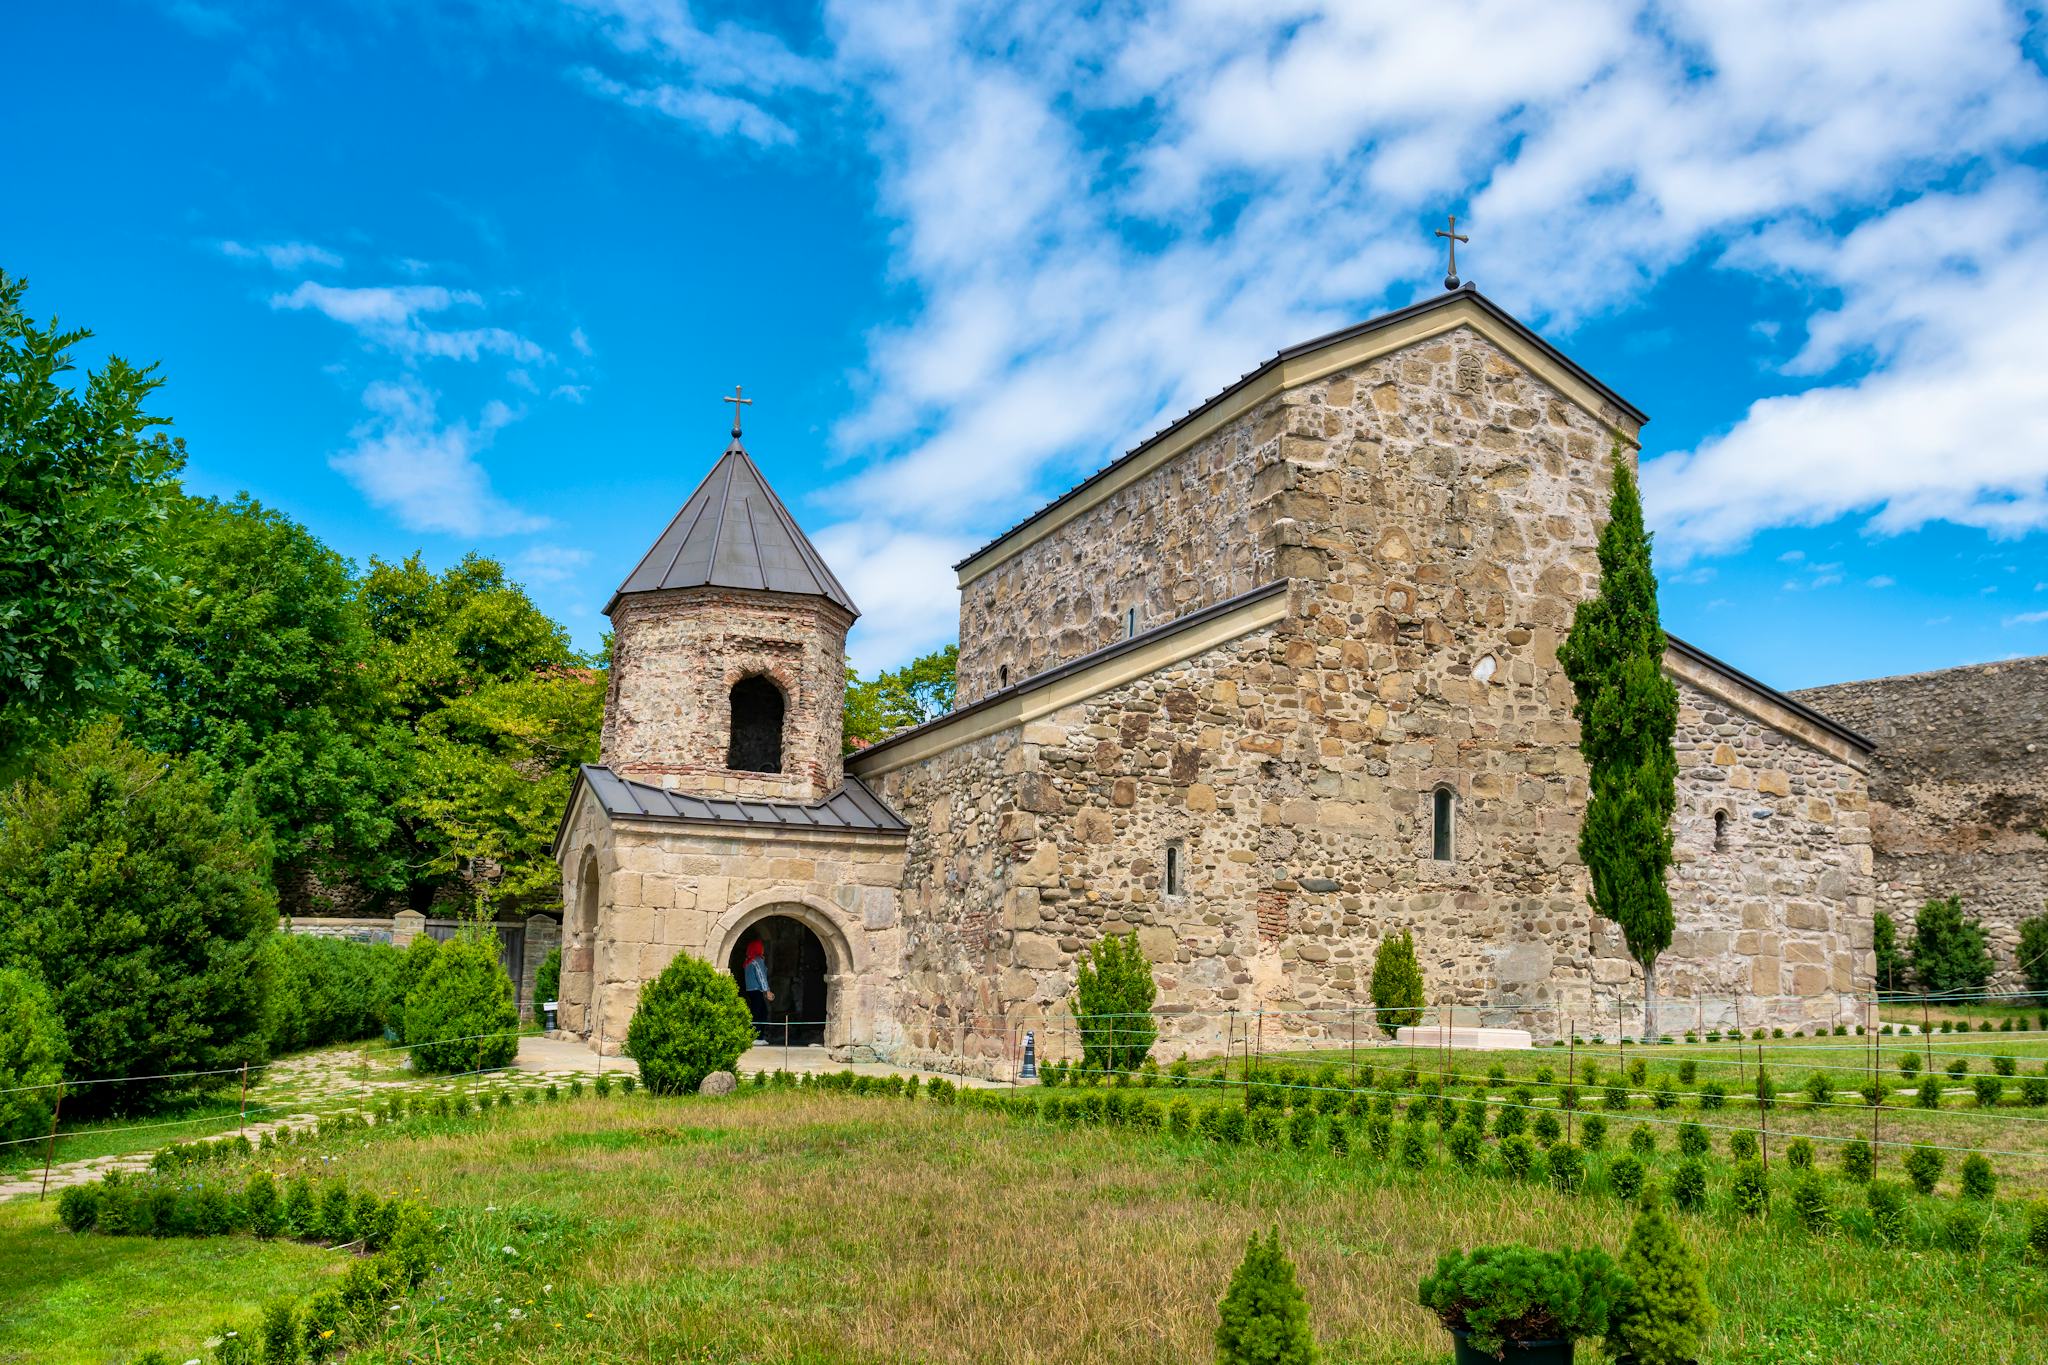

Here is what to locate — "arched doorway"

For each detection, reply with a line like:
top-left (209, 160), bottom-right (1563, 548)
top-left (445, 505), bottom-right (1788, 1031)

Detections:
top-left (727, 914), bottom-right (830, 1046)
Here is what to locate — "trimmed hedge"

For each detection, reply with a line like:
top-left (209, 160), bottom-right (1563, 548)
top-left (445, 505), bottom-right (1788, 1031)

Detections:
top-left (260, 933), bottom-right (401, 1055)
top-left (625, 952), bottom-right (756, 1095)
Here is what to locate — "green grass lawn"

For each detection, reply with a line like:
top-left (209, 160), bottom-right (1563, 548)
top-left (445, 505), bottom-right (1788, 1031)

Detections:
top-left (10, 1086), bottom-right (2044, 1365)
top-left (0, 1199), bottom-right (343, 1365)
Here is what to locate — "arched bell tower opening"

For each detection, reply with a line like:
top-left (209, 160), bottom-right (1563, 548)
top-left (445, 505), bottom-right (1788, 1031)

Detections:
top-left (727, 674), bottom-right (785, 773)
top-left (727, 914), bottom-right (830, 1046)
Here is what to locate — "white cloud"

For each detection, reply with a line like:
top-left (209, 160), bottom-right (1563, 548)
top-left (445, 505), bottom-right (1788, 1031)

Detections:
top-left (1866, 575), bottom-right (1896, 589)
top-left (551, 383), bottom-right (591, 403)
top-left (569, 326), bottom-right (593, 356)
top-left (330, 378), bottom-right (544, 537)
top-left (270, 281), bottom-right (548, 365)
top-left (220, 239), bottom-right (344, 271)
top-left (514, 543), bottom-right (594, 584)
top-left (809, 521), bottom-right (976, 674)
top-left (2004, 610), bottom-right (2048, 627)
top-left (548, 0), bottom-right (2048, 662)
top-left (1777, 550), bottom-right (1806, 564)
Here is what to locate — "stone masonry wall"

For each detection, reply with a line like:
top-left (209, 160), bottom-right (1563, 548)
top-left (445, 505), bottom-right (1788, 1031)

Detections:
top-left (554, 785), bottom-right (907, 1056)
top-left (601, 586), bottom-right (852, 802)
top-left (861, 321), bottom-right (1869, 1068)
top-left (1653, 673), bottom-right (1872, 1030)
top-left (1793, 657), bottom-right (2048, 991)
top-left (955, 402), bottom-right (1281, 705)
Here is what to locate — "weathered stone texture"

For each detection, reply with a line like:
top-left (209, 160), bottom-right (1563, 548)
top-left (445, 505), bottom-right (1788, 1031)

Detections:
top-left (1794, 656), bottom-right (2048, 989)
top-left (602, 586), bottom-right (852, 801)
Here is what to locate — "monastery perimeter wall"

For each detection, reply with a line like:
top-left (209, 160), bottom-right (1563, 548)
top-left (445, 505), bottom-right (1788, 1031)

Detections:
top-left (1793, 657), bottom-right (2048, 992)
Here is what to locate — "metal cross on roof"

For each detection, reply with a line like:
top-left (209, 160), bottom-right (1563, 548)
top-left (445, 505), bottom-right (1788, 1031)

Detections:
top-left (723, 384), bottom-right (753, 438)
top-left (1434, 214), bottom-right (1469, 291)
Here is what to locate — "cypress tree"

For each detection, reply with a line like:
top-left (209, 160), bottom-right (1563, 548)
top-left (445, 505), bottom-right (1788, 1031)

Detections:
top-left (1369, 930), bottom-right (1426, 1038)
top-left (1559, 443), bottom-right (1677, 1039)
top-left (1071, 931), bottom-right (1158, 1075)
top-left (1215, 1228), bottom-right (1318, 1365)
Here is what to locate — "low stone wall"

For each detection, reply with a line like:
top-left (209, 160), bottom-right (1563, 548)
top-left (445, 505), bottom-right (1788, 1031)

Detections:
top-left (1794, 655), bottom-right (2048, 991)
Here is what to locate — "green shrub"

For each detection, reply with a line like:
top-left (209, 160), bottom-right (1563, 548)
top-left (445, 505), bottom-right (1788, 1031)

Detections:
top-left (1608, 1204), bottom-right (1714, 1365)
top-left (1448, 1122), bottom-right (1481, 1170)
top-left (1399, 1122), bottom-right (1429, 1170)
top-left (1325, 1118), bottom-right (1348, 1157)
top-left (1627, 1125), bottom-right (1655, 1158)
top-left (1917, 1076), bottom-right (1941, 1109)
top-left (622, 952), bottom-right (755, 1095)
top-left (1698, 1082), bottom-right (1725, 1110)
top-left (1909, 896), bottom-right (1993, 995)
top-left (0, 726), bottom-right (271, 1116)
top-left (1993, 1054), bottom-right (2017, 1077)
top-left (1789, 1171), bottom-right (1832, 1233)
top-left (258, 933), bottom-right (400, 1055)
top-left (1676, 1060), bottom-right (1696, 1086)
top-left (1416, 1244), bottom-right (1625, 1357)
top-left (1897, 1051), bottom-right (1921, 1079)
top-left (1942, 1206), bottom-right (1985, 1254)
top-left (1368, 930), bottom-right (1425, 1037)
top-left (1364, 1115), bottom-right (1392, 1160)
top-left (1071, 931), bottom-right (1157, 1075)
top-left (1728, 1129), bottom-right (1757, 1162)
top-left (1671, 1158), bottom-right (1707, 1212)
top-left (283, 1175), bottom-right (316, 1237)
top-left (1215, 1228), bottom-right (1317, 1365)
top-left (2018, 915), bottom-right (2048, 997)
top-left (1580, 1115), bottom-right (1607, 1152)
top-left (1959, 1154), bottom-right (1996, 1201)
top-left (1494, 1100), bottom-right (1525, 1138)
top-left (56, 1182), bottom-right (101, 1232)
top-left (1251, 1109), bottom-right (1281, 1146)
top-left (0, 966), bottom-right (67, 1143)
top-left (402, 930), bottom-right (519, 1075)
top-left (1839, 1139), bottom-right (1874, 1183)
top-left (1973, 1076), bottom-right (2002, 1108)
top-left (1532, 1111), bottom-right (1561, 1147)
top-left (1609, 1154), bottom-right (1646, 1203)
top-left (533, 946), bottom-right (561, 1019)
top-left (1904, 1144), bottom-right (1944, 1195)
top-left (1867, 1181), bottom-right (1908, 1244)
top-left (1731, 1159), bottom-right (1768, 1217)
top-left (2024, 1076), bottom-right (2048, 1107)
top-left (1500, 1135), bottom-right (1536, 1180)
top-left (1548, 1142), bottom-right (1585, 1193)
top-left (1802, 1071), bottom-right (1833, 1106)
top-left (1754, 1069), bottom-right (1775, 1111)
top-left (1603, 1084), bottom-right (1629, 1112)
top-left (1676, 1122), bottom-right (1708, 1158)
top-left (2024, 1199), bottom-right (2048, 1263)
top-left (260, 1301), bottom-right (304, 1364)
top-left (1785, 1137), bottom-right (1814, 1170)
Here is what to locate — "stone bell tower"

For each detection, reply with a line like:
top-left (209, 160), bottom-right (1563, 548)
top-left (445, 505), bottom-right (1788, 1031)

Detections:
top-left (598, 403), bottom-right (858, 803)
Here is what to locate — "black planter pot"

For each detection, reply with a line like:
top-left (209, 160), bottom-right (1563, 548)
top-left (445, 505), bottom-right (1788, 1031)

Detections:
top-left (1449, 1329), bottom-right (1574, 1365)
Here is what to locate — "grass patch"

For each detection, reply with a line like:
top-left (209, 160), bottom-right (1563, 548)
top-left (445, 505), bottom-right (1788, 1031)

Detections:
top-left (0, 1199), bottom-right (342, 1365)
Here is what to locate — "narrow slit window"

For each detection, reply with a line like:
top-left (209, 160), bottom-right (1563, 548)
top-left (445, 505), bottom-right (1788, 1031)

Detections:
top-left (1431, 788), bottom-right (1455, 862)
top-left (1713, 810), bottom-right (1729, 852)
top-left (998, 664), bottom-right (1010, 689)
top-left (727, 675), bottom-right (785, 773)
top-left (1165, 842), bottom-right (1184, 897)
top-left (1124, 605), bottom-right (1139, 639)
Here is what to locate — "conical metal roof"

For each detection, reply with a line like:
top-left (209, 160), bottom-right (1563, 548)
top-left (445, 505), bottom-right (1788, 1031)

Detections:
top-left (605, 437), bottom-right (858, 617)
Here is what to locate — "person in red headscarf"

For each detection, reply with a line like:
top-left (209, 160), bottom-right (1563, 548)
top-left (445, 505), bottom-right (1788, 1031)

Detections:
top-left (740, 937), bottom-right (772, 1033)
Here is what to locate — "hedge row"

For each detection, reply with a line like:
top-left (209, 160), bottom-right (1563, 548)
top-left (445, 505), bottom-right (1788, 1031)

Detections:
top-left (58, 1167), bottom-right (435, 1258)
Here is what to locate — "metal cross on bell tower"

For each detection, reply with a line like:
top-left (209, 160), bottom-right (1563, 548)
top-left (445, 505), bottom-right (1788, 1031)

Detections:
top-left (1434, 214), bottom-right (1470, 291)
top-left (723, 384), bottom-right (753, 439)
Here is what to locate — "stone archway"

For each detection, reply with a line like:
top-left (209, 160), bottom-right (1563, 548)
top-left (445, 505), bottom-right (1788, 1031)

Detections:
top-left (561, 847), bottom-right (601, 1038)
top-left (712, 892), bottom-right (863, 1050)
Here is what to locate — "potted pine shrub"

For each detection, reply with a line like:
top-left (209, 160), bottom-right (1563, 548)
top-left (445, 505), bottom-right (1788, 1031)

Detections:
top-left (1417, 1244), bottom-right (1627, 1363)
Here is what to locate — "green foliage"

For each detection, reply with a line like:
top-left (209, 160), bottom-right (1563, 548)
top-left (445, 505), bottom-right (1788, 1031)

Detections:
top-left (0, 723), bottom-right (271, 1114)
top-left (1398, 1122), bottom-right (1429, 1170)
top-left (1904, 1144), bottom-right (1944, 1195)
top-left (1785, 1136), bottom-right (1814, 1170)
top-left (1071, 931), bottom-right (1158, 1074)
top-left (1609, 1154), bottom-right (1646, 1204)
top-left (1671, 1158), bottom-right (1707, 1212)
top-left (1959, 1154), bottom-right (1996, 1201)
top-left (1789, 1171), bottom-right (1832, 1233)
top-left (1367, 930), bottom-right (1425, 1037)
top-left (843, 644), bottom-right (958, 748)
top-left (1548, 1141), bottom-right (1585, 1193)
top-left (1867, 1181), bottom-right (1909, 1245)
top-left (534, 947), bottom-right (561, 1014)
top-left (0, 272), bottom-right (179, 771)
top-left (1676, 1122), bottom-right (1709, 1159)
top-left (1500, 1135), bottom-right (1536, 1180)
top-left (1608, 1204), bottom-right (1714, 1365)
top-left (401, 930), bottom-right (519, 1074)
top-left (624, 952), bottom-right (756, 1094)
top-left (1840, 1139), bottom-right (1874, 1183)
top-left (1417, 1244), bottom-right (1626, 1356)
top-left (1214, 1229), bottom-right (1317, 1365)
top-left (1558, 445), bottom-right (1677, 1034)
top-left (260, 933), bottom-right (401, 1054)
top-left (1731, 1159), bottom-right (1768, 1217)
top-left (1872, 910), bottom-right (1910, 993)
top-left (1909, 897), bottom-right (1993, 996)
top-left (0, 965), bottom-right (66, 1141)
top-left (2018, 915), bottom-right (2048, 997)
top-left (2024, 1199), bottom-right (2048, 1264)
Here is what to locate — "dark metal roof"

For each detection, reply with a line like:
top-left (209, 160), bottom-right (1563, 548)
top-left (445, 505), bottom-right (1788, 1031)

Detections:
top-left (954, 287), bottom-right (1649, 573)
top-left (1666, 635), bottom-right (1876, 754)
top-left (569, 764), bottom-right (908, 834)
top-left (605, 438), bottom-right (858, 617)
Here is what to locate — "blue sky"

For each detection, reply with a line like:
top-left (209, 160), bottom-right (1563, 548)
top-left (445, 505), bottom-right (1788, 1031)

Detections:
top-left (8, 1), bottom-right (2048, 685)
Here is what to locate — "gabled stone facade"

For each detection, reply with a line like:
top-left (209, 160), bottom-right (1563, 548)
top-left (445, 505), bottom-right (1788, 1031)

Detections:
top-left (556, 290), bottom-right (1895, 1073)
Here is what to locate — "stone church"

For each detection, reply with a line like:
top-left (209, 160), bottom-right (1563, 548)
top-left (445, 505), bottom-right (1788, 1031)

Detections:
top-left (553, 286), bottom-right (1930, 1073)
